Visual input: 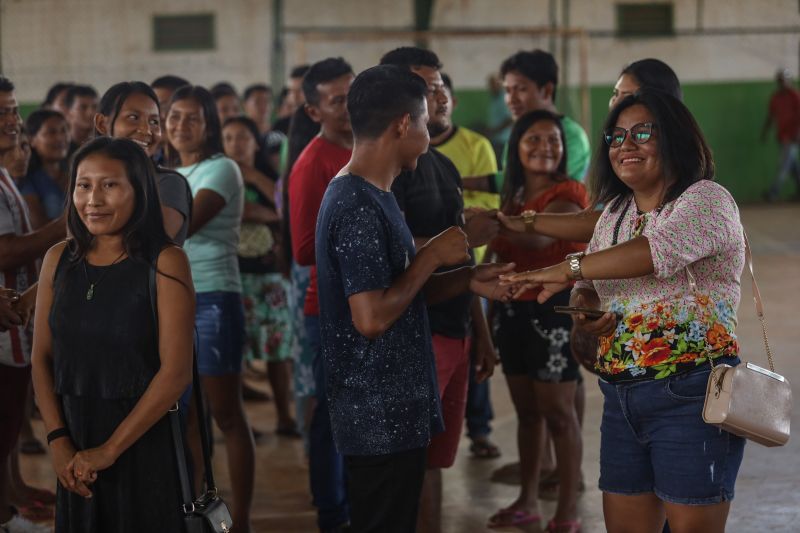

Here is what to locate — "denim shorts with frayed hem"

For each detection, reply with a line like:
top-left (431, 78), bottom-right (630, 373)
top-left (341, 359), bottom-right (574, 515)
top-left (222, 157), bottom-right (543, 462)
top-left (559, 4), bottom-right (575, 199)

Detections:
top-left (196, 291), bottom-right (246, 376)
top-left (598, 364), bottom-right (746, 505)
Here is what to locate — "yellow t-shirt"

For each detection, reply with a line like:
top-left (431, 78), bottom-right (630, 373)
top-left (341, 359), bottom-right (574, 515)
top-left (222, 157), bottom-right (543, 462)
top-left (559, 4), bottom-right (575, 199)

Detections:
top-left (435, 126), bottom-right (499, 263)
top-left (435, 126), bottom-right (499, 211)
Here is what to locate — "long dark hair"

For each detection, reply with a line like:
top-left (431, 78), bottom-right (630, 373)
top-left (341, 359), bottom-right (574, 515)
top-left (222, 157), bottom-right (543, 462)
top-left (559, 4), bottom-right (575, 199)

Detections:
top-left (502, 109), bottom-right (568, 211)
top-left (592, 90), bottom-right (715, 211)
top-left (222, 115), bottom-right (275, 179)
top-left (165, 85), bottom-right (223, 168)
top-left (620, 59), bottom-right (682, 101)
top-left (66, 137), bottom-right (170, 265)
top-left (281, 106), bottom-right (321, 268)
top-left (24, 109), bottom-right (68, 177)
top-left (96, 81), bottom-right (160, 137)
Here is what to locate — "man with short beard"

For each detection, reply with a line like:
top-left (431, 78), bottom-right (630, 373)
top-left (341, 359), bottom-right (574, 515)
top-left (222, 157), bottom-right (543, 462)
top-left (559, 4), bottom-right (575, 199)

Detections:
top-left (380, 47), bottom-right (499, 533)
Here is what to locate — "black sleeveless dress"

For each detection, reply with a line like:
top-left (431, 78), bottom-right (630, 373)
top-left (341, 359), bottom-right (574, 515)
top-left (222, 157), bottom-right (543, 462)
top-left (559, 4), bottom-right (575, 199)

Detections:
top-left (50, 250), bottom-right (184, 533)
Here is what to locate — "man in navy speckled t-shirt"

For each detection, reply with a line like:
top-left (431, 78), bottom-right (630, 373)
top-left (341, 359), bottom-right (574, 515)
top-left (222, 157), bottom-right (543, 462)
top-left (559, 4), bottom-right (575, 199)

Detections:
top-left (316, 65), bottom-right (515, 532)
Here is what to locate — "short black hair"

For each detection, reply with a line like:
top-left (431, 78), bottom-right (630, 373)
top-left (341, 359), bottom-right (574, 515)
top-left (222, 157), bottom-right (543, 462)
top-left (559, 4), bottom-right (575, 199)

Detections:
top-left (243, 83), bottom-right (271, 102)
top-left (210, 82), bottom-right (239, 101)
top-left (151, 75), bottom-right (190, 91)
top-left (620, 58), bottom-right (683, 101)
top-left (592, 90), bottom-right (714, 210)
top-left (379, 46), bottom-right (442, 71)
top-left (0, 76), bottom-right (14, 93)
top-left (277, 87), bottom-right (289, 104)
top-left (500, 50), bottom-right (559, 102)
top-left (442, 73), bottom-right (453, 93)
top-left (347, 64), bottom-right (428, 139)
top-left (42, 82), bottom-right (73, 107)
top-left (64, 84), bottom-right (98, 109)
top-left (302, 57), bottom-right (354, 105)
top-left (289, 64), bottom-right (310, 79)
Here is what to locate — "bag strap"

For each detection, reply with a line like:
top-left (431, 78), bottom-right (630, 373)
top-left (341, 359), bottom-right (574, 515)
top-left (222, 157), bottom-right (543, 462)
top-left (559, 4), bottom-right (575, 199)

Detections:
top-left (743, 232), bottom-right (775, 372)
top-left (192, 337), bottom-right (218, 496)
top-left (148, 260), bottom-right (219, 509)
top-left (686, 230), bottom-right (775, 372)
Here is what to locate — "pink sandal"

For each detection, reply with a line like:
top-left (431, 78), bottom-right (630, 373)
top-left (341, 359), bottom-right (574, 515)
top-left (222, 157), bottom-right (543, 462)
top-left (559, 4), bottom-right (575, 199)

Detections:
top-left (546, 518), bottom-right (582, 532)
top-left (488, 508), bottom-right (542, 529)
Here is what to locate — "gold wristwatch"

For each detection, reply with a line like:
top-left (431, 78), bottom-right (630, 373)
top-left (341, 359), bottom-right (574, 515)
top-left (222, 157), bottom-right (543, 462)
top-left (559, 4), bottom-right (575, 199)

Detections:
top-left (521, 210), bottom-right (537, 233)
top-left (565, 251), bottom-right (586, 280)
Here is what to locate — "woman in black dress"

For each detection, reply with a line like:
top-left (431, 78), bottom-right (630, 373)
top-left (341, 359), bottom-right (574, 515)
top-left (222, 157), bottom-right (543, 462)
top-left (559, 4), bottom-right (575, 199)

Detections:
top-left (30, 137), bottom-right (195, 532)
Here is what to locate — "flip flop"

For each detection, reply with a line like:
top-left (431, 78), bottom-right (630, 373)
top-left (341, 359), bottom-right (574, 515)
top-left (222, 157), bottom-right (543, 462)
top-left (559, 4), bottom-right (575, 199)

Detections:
top-left (487, 508), bottom-right (542, 529)
top-left (469, 438), bottom-right (501, 459)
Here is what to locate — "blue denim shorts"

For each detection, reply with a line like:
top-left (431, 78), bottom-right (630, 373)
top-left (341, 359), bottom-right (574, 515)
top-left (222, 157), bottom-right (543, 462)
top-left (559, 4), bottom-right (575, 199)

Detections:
top-left (196, 291), bottom-right (246, 376)
top-left (598, 364), bottom-right (746, 505)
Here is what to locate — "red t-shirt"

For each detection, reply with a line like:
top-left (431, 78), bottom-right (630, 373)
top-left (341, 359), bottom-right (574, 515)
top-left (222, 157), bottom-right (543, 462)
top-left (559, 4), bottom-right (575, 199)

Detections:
top-left (490, 180), bottom-right (589, 301)
top-left (288, 136), bottom-right (352, 316)
top-left (769, 88), bottom-right (800, 143)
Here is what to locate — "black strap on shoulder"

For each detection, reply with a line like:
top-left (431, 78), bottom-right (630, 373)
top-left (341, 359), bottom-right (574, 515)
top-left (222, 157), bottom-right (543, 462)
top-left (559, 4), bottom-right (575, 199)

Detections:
top-left (149, 262), bottom-right (216, 510)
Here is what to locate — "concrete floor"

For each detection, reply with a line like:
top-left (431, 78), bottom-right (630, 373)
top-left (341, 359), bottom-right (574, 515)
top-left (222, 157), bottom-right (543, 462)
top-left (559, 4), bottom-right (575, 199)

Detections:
top-left (19, 204), bottom-right (800, 532)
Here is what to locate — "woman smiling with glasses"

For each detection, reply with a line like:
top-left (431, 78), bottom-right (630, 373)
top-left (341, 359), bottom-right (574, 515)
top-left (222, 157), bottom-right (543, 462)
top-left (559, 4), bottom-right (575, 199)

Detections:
top-left (502, 90), bottom-right (747, 533)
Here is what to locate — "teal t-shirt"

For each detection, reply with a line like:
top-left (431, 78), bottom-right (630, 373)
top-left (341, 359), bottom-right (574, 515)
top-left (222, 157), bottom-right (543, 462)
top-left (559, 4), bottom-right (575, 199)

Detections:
top-left (495, 114), bottom-right (591, 191)
top-left (180, 155), bottom-right (244, 293)
top-left (562, 116), bottom-right (591, 182)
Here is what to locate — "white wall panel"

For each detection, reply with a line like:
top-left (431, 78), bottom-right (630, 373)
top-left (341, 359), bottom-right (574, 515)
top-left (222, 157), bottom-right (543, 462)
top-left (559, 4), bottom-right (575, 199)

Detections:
top-left (0, 0), bottom-right (797, 102)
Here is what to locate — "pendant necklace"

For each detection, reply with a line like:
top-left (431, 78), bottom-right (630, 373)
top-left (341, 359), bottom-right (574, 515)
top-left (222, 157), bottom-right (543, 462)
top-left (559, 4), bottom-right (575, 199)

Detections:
top-left (612, 196), bottom-right (667, 245)
top-left (83, 251), bottom-right (127, 301)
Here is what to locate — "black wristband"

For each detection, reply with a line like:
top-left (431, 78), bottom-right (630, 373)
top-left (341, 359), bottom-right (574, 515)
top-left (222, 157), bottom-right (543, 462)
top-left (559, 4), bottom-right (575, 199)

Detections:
top-left (47, 427), bottom-right (70, 445)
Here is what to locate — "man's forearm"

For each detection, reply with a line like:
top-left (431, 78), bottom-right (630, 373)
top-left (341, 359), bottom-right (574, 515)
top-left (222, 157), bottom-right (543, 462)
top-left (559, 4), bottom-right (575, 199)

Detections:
top-left (423, 266), bottom-right (472, 305)
top-left (461, 175), bottom-right (494, 193)
top-left (349, 247), bottom-right (441, 339)
top-left (0, 218), bottom-right (65, 271)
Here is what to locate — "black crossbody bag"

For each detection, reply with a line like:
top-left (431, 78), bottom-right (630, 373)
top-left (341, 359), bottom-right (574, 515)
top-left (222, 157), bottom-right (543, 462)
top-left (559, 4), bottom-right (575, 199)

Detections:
top-left (149, 265), bottom-right (234, 533)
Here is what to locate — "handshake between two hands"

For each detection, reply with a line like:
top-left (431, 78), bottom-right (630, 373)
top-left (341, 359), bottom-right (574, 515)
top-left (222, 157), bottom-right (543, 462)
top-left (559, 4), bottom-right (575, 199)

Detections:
top-left (0, 287), bottom-right (34, 332)
top-left (421, 225), bottom-right (574, 303)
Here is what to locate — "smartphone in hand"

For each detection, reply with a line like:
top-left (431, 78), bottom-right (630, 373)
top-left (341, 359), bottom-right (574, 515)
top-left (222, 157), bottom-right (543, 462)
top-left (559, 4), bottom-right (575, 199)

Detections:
top-left (553, 305), bottom-right (611, 320)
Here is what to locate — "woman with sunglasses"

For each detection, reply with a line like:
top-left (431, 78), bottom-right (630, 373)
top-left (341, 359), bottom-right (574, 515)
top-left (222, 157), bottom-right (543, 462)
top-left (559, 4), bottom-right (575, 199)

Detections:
top-left (502, 90), bottom-right (746, 533)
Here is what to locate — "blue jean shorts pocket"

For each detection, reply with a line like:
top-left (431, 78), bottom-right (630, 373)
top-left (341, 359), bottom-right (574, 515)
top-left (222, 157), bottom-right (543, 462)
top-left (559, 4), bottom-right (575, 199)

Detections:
top-left (664, 368), bottom-right (710, 401)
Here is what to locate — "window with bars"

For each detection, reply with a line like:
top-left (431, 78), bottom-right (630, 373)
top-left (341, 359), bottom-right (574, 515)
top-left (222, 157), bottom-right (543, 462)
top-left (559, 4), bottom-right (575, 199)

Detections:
top-left (153, 14), bottom-right (216, 51)
top-left (616, 3), bottom-right (674, 37)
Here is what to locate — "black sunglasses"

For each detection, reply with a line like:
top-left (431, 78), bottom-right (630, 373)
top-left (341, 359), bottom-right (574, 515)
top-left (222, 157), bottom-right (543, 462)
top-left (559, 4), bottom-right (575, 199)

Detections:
top-left (604, 122), bottom-right (656, 148)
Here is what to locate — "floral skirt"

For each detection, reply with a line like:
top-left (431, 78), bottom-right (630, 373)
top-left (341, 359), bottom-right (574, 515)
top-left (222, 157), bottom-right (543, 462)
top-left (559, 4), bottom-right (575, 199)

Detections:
top-left (289, 263), bottom-right (316, 397)
top-left (241, 272), bottom-right (293, 363)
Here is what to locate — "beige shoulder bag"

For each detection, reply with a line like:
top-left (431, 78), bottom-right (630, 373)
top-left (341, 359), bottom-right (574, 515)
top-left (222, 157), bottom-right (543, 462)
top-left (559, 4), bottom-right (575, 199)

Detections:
top-left (699, 234), bottom-right (792, 447)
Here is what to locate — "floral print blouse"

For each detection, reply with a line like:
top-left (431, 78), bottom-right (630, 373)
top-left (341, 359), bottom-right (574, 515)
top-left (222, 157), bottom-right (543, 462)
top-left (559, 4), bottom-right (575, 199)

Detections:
top-left (574, 180), bottom-right (745, 382)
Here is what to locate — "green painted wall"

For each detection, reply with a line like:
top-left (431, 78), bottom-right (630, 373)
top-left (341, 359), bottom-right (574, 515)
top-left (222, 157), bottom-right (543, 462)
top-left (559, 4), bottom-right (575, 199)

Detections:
top-left (452, 80), bottom-right (788, 204)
